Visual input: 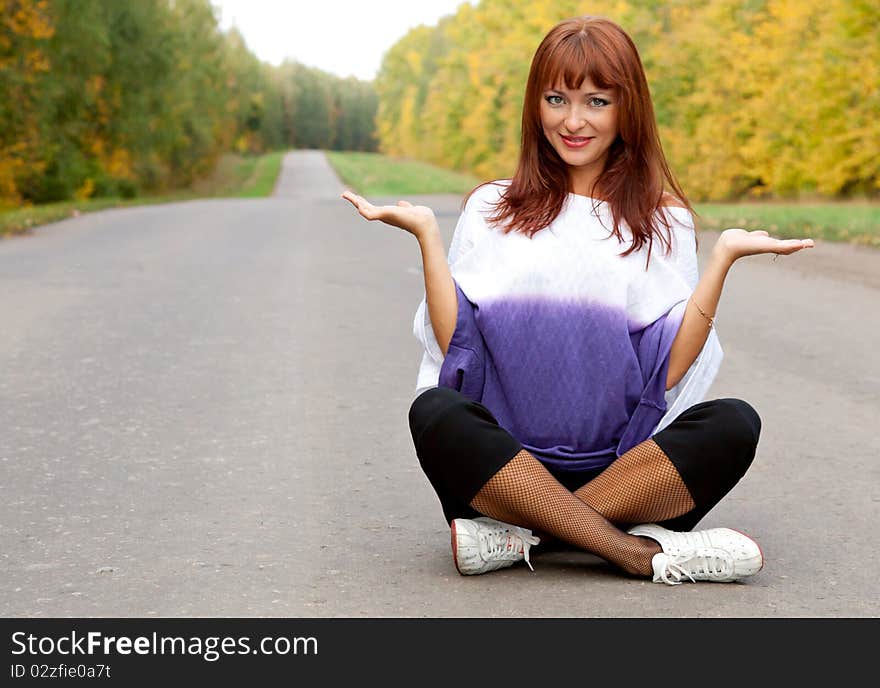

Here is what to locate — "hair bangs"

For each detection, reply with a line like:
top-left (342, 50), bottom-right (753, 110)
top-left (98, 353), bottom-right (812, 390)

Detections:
top-left (541, 31), bottom-right (618, 93)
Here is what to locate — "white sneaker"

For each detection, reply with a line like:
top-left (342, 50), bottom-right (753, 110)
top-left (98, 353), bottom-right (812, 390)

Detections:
top-left (451, 517), bottom-right (540, 575)
top-left (628, 523), bottom-right (764, 585)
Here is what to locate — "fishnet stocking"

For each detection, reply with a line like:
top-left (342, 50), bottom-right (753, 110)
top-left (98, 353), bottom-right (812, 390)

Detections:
top-left (574, 439), bottom-right (696, 525)
top-left (470, 449), bottom-right (661, 576)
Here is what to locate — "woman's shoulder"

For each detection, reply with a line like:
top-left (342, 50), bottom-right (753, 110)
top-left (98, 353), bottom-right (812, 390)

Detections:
top-left (645, 197), bottom-right (699, 285)
top-left (660, 192), bottom-right (687, 209)
top-left (448, 181), bottom-right (511, 261)
top-left (656, 194), bottom-right (695, 231)
top-left (464, 179), bottom-right (511, 210)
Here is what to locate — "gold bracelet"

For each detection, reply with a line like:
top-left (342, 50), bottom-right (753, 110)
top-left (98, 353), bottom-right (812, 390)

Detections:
top-left (691, 297), bottom-right (715, 329)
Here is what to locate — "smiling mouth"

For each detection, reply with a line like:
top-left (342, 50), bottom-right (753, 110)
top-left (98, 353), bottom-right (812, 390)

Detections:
top-left (561, 135), bottom-right (594, 147)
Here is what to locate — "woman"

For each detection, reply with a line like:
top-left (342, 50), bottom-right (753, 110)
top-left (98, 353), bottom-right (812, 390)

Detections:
top-left (341, 16), bottom-right (813, 585)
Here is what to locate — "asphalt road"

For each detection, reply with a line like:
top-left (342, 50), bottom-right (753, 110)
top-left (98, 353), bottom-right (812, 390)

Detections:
top-left (1, 150), bottom-right (877, 617)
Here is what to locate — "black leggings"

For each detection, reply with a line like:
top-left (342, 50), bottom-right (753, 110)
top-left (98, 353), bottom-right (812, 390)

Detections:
top-left (408, 387), bottom-right (761, 532)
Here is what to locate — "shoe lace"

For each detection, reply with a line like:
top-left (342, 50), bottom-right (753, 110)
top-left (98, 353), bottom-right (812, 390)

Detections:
top-left (478, 527), bottom-right (540, 572)
top-left (657, 549), bottom-right (733, 585)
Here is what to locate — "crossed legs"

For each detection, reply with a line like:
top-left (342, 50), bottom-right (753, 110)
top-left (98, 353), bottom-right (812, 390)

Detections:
top-left (469, 440), bottom-right (694, 576)
top-left (409, 387), bottom-right (760, 578)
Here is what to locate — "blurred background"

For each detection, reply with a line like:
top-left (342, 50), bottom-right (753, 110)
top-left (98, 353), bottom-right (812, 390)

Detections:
top-left (1, 0), bottom-right (877, 243)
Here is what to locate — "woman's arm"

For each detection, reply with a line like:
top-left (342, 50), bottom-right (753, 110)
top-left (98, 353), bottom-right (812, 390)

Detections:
top-left (665, 246), bottom-right (731, 390)
top-left (665, 228), bottom-right (814, 391)
top-left (417, 221), bottom-right (457, 356)
top-left (340, 190), bottom-right (457, 356)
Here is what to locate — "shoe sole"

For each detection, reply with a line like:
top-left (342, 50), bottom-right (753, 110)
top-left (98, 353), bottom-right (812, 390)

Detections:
top-left (450, 519), bottom-right (463, 575)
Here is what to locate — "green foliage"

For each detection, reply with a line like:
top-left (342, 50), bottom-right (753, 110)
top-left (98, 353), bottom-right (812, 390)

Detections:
top-left (0, 0), bottom-right (379, 208)
top-left (373, 0), bottom-right (879, 201)
top-left (0, 151), bottom-right (284, 237)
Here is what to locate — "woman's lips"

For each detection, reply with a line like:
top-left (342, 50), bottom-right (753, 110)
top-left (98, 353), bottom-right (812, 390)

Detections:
top-left (561, 135), bottom-right (593, 148)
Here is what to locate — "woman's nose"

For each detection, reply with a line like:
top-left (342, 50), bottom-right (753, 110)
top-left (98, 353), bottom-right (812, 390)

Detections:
top-left (565, 109), bottom-right (589, 133)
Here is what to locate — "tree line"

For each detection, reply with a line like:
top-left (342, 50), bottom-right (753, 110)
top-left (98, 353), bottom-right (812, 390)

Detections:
top-left (0, 0), bottom-right (378, 207)
top-left (4, 0), bottom-right (875, 208)
top-left (374, 0), bottom-right (878, 200)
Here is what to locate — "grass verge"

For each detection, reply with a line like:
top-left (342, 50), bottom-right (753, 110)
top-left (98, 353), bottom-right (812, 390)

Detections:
top-left (0, 151), bottom-right (285, 238)
top-left (694, 202), bottom-right (880, 247)
top-left (327, 150), bottom-right (878, 247)
top-left (325, 151), bottom-right (481, 196)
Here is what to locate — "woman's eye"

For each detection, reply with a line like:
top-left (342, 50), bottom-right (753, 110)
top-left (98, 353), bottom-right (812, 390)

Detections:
top-left (545, 94), bottom-right (610, 107)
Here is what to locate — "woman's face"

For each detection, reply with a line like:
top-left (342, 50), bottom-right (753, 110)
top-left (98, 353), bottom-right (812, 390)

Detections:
top-left (539, 76), bottom-right (619, 191)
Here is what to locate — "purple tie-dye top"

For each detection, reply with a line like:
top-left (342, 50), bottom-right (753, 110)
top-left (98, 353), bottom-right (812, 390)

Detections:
top-left (413, 180), bottom-right (723, 474)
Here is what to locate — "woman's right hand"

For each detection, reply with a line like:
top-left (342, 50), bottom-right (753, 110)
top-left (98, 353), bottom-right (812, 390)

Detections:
top-left (340, 190), bottom-right (438, 241)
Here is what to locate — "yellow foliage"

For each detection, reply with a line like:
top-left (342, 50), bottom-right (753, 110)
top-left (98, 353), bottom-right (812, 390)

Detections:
top-left (24, 48), bottom-right (49, 72)
top-left (0, 155), bottom-right (24, 205)
top-left (0, 2), bottom-right (56, 204)
top-left (104, 148), bottom-right (133, 180)
top-left (374, 0), bottom-right (878, 200)
top-left (86, 74), bottom-right (105, 95)
top-left (87, 136), bottom-right (105, 158)
top-left (6, 0), bottom-right (54, 39)
top-left (75, 177), bottom-right (95, 201)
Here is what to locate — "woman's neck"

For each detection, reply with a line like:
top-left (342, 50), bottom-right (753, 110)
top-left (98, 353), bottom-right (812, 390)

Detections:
top-left (568, 169), bottom-right (602, 198)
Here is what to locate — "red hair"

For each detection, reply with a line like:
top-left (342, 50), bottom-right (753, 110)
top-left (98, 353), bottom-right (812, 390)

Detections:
top-left (465, 16), bottom-right (695, 268)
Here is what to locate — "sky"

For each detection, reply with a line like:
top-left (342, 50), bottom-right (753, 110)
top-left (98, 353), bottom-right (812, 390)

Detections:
top-left (210, 0), bottom-right (475, 81)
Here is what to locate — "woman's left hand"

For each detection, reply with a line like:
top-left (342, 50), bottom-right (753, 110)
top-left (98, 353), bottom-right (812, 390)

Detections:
top-left (714, 228), bottom-right (814, 264)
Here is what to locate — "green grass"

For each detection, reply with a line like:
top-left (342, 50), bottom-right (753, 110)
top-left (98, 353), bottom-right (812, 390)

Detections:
top-left (325, 151), bottom-right (481, 195)
top-left (6, 149), bottom-right (877, 247)
top-left (0, 151), bottom-right (284, 238)
top-left (694, 202), bottom-right (880, 247)
top-left (327, 151), bottom-right (879, 247)
top-left (217, 150), bottom-right (285, 198)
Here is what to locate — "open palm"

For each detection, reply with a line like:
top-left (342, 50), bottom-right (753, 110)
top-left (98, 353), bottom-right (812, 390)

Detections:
top-left (341, 190), bottom-right (437, 239)
top-left (718, 228), bottom-right (814, 262)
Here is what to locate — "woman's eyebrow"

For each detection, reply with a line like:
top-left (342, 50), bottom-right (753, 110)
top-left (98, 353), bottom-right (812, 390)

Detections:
top-left (546, 87), bottom-right (610, 96)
